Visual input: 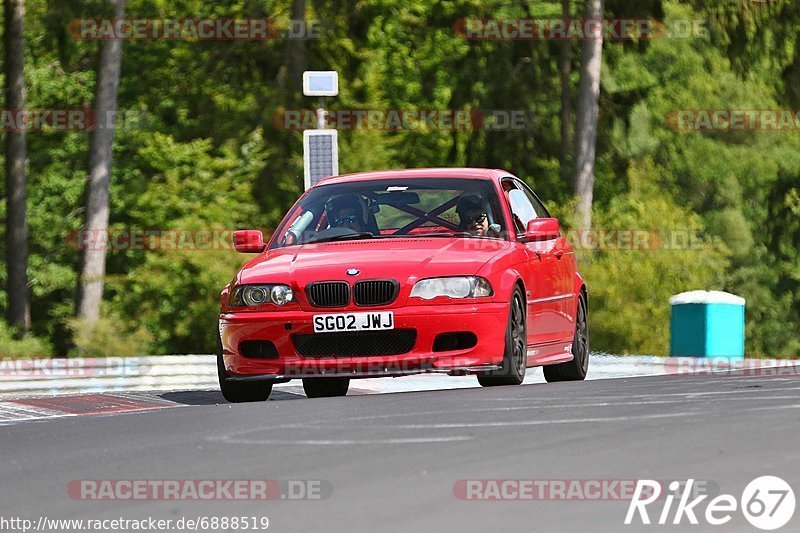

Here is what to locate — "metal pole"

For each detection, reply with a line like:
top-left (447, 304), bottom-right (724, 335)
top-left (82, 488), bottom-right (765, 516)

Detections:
top-left (316, 97), bottom-right (326, 129)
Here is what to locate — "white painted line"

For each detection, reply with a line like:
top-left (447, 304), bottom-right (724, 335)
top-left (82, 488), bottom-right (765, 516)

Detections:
top-left (0, 403), bottom-right (64, 421)
top-left (371, 412), bottom-right (700, 429)
top-left (217, 436), bottom-right (474, 445)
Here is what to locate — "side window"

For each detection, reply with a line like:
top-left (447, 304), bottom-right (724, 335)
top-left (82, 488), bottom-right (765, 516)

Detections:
top-left (506, 186), bottom-right (538, 233)
top-left (515, 179), bottom-right (551, 218)
top-left (501, 180), bottom-right (522, 233)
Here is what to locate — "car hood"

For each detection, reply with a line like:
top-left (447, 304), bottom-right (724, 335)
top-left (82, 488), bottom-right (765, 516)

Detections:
top-left (237, 237), bottom-right (512, 287)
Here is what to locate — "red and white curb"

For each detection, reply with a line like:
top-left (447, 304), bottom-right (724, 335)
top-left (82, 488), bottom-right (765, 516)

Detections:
top-left (0, 386), bottom-right (379, 426)
top-left (0, 392), bottom-right (182, 426)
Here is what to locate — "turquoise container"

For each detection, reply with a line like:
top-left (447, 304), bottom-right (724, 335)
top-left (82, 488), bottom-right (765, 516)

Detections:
top-left (669, 291), bottom-right (745, 359)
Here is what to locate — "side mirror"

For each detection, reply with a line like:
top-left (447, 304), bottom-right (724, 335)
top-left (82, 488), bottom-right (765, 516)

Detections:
top-left (233, 230), bottom-right (266, 253)
top-left (523, 218), bottom-right (559, 242)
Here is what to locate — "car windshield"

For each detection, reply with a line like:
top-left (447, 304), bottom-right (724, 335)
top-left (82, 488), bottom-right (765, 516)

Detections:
top-left (270, 178), bottom-right (507, 248)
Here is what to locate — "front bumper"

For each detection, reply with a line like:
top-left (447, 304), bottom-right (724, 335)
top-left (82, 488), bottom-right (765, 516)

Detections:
top-left (219, 302), bottom-right (508, 380)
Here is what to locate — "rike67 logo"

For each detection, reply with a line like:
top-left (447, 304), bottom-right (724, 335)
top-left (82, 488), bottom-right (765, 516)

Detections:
top-left (625, 477), bottom-right (795, 530)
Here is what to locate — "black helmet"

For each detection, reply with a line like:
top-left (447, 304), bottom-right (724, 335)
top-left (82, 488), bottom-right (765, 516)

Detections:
top-left (325, 194), bottom-right (368, 224)
top-left (456, 194), bottom-right (486, 215)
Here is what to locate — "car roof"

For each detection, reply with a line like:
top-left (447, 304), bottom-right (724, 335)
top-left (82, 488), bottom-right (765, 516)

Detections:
top-left (314, 168), bottom-right (508, 187)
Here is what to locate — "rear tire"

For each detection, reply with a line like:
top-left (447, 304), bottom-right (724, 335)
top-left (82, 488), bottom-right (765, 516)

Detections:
top-left (217, 332), bottom-right (273, 403)
top-left (302, 378), bottom-right (350, 398)
top-left (544, 295), bottom-right (589, 382)
top-left (478, 287), bottom-right (527, 387)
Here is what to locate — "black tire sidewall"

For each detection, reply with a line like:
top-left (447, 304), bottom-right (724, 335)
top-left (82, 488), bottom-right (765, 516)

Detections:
top-left (575, 296), bottom-right (589, 375)
top-left (543, 294), bottom-right (588, 382)
top-left (505, 289), bottom-right (526, 381)
top-left (217, 328), bottom-right (273, 402)
top-left (479, 288), bottom-right (526, 385)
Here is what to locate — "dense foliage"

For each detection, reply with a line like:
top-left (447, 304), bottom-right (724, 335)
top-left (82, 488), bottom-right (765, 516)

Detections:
top-left (1, 0), bottom-right (798, 357)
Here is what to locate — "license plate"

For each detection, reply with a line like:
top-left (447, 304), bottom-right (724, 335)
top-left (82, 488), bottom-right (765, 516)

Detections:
top-left (313, 311), bottom-right (394, 333)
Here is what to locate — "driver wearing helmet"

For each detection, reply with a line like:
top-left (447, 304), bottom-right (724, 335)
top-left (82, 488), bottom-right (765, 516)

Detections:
top-left (456, 194), bottom-right (492, 237)
top-left (325, 194), bottom-right (368, 233)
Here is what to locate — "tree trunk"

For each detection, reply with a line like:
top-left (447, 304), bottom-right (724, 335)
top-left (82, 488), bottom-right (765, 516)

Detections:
top-left (559, 0), bottom-right (573, 180)
top-left (286, 0), bottom-right (307, 91)
top-left (76, 0), bottom-right (125, 323)
top-left (4, 0), bottom-right (30, 335)
top-left (573, 0), bottom-right (604, 229)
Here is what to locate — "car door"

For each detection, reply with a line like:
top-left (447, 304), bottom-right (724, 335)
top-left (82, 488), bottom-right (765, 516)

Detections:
top-left (516, 179), bottom-right (576, 341)
top-left (502, 179), bottom-right (564, 346)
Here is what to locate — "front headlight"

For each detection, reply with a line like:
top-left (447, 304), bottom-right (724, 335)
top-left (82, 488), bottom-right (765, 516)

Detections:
top-left (410, 276), bottom-right (493, 300)
top-left (230, 284), bottom-right (294, 307)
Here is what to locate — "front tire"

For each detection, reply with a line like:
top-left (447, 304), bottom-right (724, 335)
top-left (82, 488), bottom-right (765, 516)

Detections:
top-left (544, 294), bottom-right (589, 382)
top-left (478, 287), bottom-right (527, 387)
top-left (217, 332), bottom-right (273, 403)
top-left (302, 378), bottom-right (350, 398)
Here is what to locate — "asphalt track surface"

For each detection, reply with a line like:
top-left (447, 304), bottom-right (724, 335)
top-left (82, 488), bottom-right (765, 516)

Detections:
top-left (2, 368), bottom-right (799, 533)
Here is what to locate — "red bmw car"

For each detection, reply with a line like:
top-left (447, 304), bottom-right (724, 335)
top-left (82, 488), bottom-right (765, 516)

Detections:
top-left (217, 168), bottom-right (588, 402)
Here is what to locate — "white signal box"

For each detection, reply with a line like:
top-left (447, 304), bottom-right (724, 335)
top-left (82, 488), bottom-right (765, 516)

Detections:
top-left (303, 129), bottom-right (339, 189)
top-left (303, 71), bottom-right (339, 97)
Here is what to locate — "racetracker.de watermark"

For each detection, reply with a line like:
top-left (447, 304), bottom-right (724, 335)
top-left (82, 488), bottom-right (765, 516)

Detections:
top-left (565, 229), bottom-right (705, 251)
top-left (666, 109), bottom-right (800, 131)
top-left (273, 109), bottom-right (535, 131)
top-left (664, 358), bottom-right (800, 378)
top-left (454, 479), bottom-right (717, 501)
top-left (68, 18), bottom-right (322, 40)
top-left (454, 18), bottom-right (707, 40)
top-left (66, 229), bottom-right (252, 252)
top-left (452, 229), bottom-right (708, 252)
top-left (0, 357), bottom-right (150, 379)
top-left (68, 479), bottom-right (332, 501)
top-left (66, 228), bottom-right (708, 253)
top-left (1, 109), bottom-right (146, 132)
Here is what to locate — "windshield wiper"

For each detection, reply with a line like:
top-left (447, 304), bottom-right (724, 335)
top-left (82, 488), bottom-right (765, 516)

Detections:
top-left (389, 232), bottom-right (476, 239)
top-left (305, 232), bottom-right (379, 244)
